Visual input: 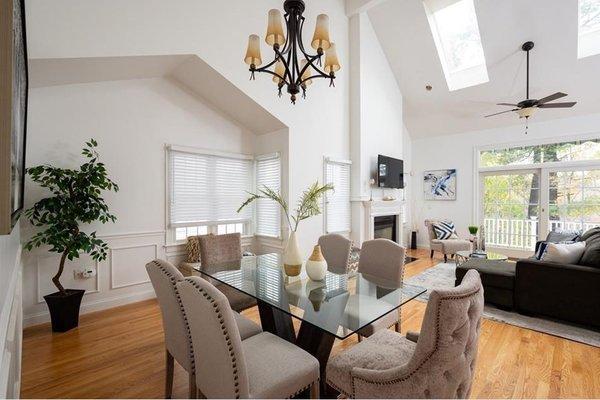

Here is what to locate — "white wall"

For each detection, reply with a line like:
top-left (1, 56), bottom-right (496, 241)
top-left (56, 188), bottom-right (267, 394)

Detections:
top-left (411, 113), bottom-right (600, 248)
top-left (349, 12), bottom-right (407, 245)
top-left (25, 0), bottom-right (350, 259)
top-left (0, 225), bottom-right (23, 398)
top-left (22, 77), bottom-right (264, 326)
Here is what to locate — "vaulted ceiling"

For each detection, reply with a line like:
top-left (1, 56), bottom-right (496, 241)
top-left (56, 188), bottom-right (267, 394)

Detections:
top-left (367, 0), bottom-right (600, 138)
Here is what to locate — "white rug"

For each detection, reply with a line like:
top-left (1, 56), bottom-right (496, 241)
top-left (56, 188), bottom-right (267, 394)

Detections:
top-left (404, 262), bottom-right (600, 348)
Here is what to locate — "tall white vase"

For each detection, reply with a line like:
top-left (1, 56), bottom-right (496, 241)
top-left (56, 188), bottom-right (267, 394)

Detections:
top-left (283, 231), bottom-right (303, 276)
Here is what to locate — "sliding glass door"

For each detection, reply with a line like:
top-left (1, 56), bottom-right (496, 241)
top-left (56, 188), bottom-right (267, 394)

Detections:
top-left (481, 171), bottom-right (540, 251)
top-left (547, 167), bottom-right (600, 233)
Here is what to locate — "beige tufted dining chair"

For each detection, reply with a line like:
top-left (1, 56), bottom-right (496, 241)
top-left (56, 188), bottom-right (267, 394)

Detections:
top-left (177, 276), bottom-right (321, 399)
top-left (355, 239), bottom-right (406, 341)
top-left (326, 269), bottom-right (484, 399)
top-left (318, 234), bottom-right (353, 274)
top-left (145, 259), bottom-right (262, 399)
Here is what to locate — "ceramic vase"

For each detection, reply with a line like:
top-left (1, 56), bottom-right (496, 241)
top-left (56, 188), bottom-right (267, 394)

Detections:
top-left (306, 245), bottom-right (328, 281)
top-left (283, 231), bottom-right (303, 276)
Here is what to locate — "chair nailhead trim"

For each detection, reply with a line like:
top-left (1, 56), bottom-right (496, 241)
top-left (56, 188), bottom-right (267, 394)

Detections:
top-left (349, 287), bottom-right (482, 398)
top-left (188, 279), bottom-right (242, 399)
top-left (151, 261), bottom-right (196, 374)
top-left (287, 378), bottom-right (320, 399)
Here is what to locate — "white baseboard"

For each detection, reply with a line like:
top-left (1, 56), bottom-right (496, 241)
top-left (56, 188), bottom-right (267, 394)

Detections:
top-left (23, 289), bottom-right (157, 328)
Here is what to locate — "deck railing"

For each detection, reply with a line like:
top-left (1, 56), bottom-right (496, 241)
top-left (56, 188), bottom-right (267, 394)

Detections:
top-left (484, 218), bottom-right (600, 250)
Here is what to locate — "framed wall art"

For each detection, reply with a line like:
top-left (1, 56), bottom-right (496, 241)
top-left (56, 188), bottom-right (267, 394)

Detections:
top-left (424, 169), bottom-right (456, 201)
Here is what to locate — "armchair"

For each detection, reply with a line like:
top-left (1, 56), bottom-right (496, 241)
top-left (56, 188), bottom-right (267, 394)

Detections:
top-left (425, 219), bottom-right (471, 262)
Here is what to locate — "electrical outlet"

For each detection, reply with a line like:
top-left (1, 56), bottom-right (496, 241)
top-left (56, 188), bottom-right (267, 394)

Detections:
top-left (74, 266), bottom-right (96, 279)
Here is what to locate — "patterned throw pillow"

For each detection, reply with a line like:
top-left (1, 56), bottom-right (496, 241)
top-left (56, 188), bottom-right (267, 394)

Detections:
top-left (186, 236), bottom-right (201, 263)
top-left (433, 221), bottom-right (456, 240)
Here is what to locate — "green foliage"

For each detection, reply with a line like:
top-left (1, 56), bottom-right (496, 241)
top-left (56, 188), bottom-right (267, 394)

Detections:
top-left (238, 181), bottom-right (333, 232)
top-left (468, 226), bottom-right (479, 235)
top-left (24, 139), bottom-right (119, 294)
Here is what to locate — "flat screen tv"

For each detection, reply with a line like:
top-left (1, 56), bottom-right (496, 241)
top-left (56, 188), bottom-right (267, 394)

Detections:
top-left (377, 155), bottom-right (404, 189)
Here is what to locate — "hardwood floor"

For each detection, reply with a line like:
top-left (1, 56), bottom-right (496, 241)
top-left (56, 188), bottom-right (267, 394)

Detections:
top-left (21, 249), bottom-right (600, 399)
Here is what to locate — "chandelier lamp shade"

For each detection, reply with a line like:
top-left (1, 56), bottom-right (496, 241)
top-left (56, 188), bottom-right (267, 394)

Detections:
top-left (244, 0), bottom-right (341, 104)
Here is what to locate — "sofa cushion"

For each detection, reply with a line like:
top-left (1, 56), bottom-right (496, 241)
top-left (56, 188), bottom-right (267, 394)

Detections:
top-left (456, 260), bottom-right (515, 290)
top-left (579, 242), bottom-right (600, 268)
top-left (546, 230), bottom-right (581, 243)
top-left (433, 221), bottom-right (457, 240)
top-left (542, 242), bottom-right (586, 264)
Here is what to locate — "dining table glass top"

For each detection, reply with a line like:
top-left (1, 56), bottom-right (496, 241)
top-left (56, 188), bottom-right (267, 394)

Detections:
top-left (194, 253), bottom-right (427, 340)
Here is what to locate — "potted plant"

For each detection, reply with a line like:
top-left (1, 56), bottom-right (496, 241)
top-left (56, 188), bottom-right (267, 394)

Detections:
top-left (24, 139), bottom-right (118, 332)
top-left (238, 181), bottom-right (333, 276)
top-left (468, 225), bottom-right (479, 252)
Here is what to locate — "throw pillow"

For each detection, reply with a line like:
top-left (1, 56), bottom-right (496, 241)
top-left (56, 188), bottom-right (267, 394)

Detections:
top-left (541, 241), bottom-right (586, 265)
top-left (580, 227), bottom-right (600, 246)
top-left (433, 221), bottom-right (456, 240)
top-left (546, 229), bottom-right (581, 243)
top-left (186, 236), bottom-right (201, 263)
top-left (578, 242), bottom-right (600, 268)
top-left (534, 241), bottom-right (549, 260)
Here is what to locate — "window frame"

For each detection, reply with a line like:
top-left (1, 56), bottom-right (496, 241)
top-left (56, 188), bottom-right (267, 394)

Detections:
top-left (323, 156), bottom-right (352, 235)
top-left (165, 145), bottom-right (255, 245)
top-left (255, 152), bottom-right (283, 239)
top-left (473, 133), bottom-right (600, 257)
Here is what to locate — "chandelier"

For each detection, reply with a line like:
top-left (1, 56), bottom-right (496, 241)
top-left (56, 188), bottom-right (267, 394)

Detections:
top-left (244, 0), bottom-right (341, 104)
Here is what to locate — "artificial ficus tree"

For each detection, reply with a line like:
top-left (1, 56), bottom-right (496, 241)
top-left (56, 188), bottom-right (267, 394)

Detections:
top-left (24, 139), bottom-right (119, 295)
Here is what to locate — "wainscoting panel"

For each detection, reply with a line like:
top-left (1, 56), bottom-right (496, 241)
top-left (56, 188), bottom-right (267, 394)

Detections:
top-left (36, 253), bottom-right (100, 303)
top-left (110, 244), bottom-right (157, 289)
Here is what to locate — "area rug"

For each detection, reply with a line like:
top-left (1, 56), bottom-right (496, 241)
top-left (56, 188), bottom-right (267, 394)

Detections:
top-left (404, 262), bottom-right (600, 348)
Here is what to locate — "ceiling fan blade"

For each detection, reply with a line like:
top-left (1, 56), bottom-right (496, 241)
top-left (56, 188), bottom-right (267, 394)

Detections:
top-left (497, 103), bottom-right (518, 107)
top-left (484, 109), bottom-right (519, 118)
top-left (538, 102), bottom-right (577, 108)
top-left (537, 92), bottom-right (567, 104)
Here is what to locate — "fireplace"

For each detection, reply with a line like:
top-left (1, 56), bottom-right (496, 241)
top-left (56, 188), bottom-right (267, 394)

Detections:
top-left (374, 215), bottom-right (397, 243)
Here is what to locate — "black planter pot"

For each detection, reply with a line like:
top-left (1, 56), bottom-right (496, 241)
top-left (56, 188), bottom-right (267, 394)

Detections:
top-left (44, 289), bottom-right (85, 332)
top-left (411, 231), bottom-right (418, 250)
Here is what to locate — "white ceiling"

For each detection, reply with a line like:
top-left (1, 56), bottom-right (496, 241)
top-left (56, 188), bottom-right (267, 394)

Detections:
top-left (367, 0), bottom-right (600, 139)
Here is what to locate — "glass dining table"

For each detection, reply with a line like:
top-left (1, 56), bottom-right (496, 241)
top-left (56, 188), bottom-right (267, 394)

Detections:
top-left (194, 253), bottom-right (426, 392)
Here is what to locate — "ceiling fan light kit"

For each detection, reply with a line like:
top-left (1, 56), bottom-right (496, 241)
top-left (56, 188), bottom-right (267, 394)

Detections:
top-left (244, 0), bottom-right (341, 104)
top-left (485, 41), bottom-right (577, 133)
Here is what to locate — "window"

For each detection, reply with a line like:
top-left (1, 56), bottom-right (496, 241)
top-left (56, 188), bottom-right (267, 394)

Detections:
top-left (478, 138), bottom-right (600, 254)
top-left (423, 0), bottom-right (488, 91)
top-left (578, 0), bottom-right (600, 59)
top-left (255, 153), bottom-right (282, 238)
top-left (324, 158), bottom-right (351, 233)
top-left (168, 146), bottom-right (253, 241)
top-left (480, 138), bottom-right (600, 168)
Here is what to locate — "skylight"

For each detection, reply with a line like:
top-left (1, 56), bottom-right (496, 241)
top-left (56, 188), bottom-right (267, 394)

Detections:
top-left (578, 0), bottom-right (600, 58)
top-left (423, 0), bottom-right (489, 91)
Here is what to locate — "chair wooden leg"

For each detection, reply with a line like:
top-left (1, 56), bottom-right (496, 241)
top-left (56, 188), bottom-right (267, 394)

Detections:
top-left (444, 254), bottom-right (448, 263)
top-left (310, 382), bottom-right (320, 399)
top-left (430, 250), bottom-right (434, 258)
top-left (165, 350), bottom-right (174, 399)
top-left (394, 322), bottom-right (400, 333)
top-left (357, 334), bottom-right (363, 342)
top-left (189, 372), bottom-right (197, 399)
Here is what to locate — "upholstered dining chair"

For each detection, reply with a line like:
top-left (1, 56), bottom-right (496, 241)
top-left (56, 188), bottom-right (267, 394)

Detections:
top-left (180, 233), bottom-right (257, 312)
top-left (425, 219), bottom-right (471, 263)
top-left (145, 259), bottom-right (262, 399)
top-left (318, 233), bottom-right (353, 274)
top-left (355, 239), bottom-right (406, 341)
top-left (326, 269), bottom-right (484, 399)
top-left (177, 276), bottom-right (321, 399)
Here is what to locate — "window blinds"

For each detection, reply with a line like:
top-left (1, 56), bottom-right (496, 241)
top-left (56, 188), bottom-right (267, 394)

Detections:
top-left (169, 149), bottom-right (253, 227)
top-left (255, 154), bottom-right (282, 237)
top-left (325, 159), bottom-right (351, 233)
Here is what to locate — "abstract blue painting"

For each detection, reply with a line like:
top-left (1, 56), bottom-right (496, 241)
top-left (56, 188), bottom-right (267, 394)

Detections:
top-left (424, 169), bottom-right (456, 200)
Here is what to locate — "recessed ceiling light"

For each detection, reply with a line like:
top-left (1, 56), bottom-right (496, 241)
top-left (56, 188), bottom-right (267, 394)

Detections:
top-left (426, 85), bottom-right (433, 91)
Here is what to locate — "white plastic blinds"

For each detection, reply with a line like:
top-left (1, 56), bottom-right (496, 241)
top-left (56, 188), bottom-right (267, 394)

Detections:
top-left (256, 154), bottom-right (281, 237)
top-left (169, 149), bottom-right (253, 227)
top-left (325, 159), bottom-right (351, 233)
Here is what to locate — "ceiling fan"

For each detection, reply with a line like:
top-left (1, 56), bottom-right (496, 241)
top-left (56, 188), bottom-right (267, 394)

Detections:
top-left (485, 41), bottom-right (577, 121)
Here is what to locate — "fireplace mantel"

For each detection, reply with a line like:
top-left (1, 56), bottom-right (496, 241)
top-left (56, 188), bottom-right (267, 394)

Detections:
top-left (362, 200), bottom-right (404, 244)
